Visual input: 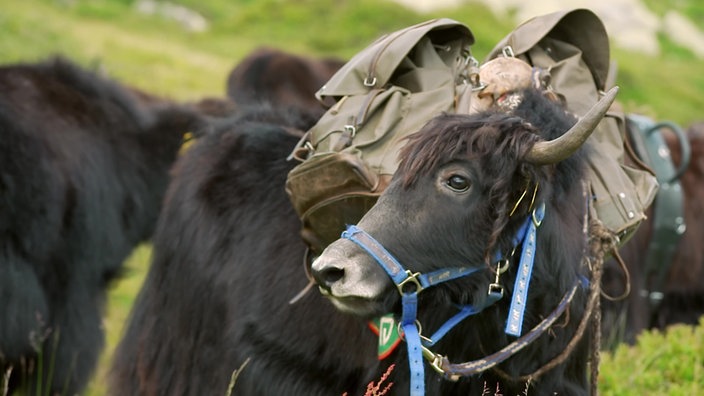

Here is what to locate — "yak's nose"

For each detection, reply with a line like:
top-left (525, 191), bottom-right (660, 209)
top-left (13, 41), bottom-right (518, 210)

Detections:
top-left (311, 256), bottom-right (345, 291)
top-left (309, 239), bottom-right (389, 304)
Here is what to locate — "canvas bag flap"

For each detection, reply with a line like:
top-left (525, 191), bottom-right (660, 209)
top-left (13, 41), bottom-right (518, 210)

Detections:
top-left (486, 8), bottom-right (658, 240)
top-left (316, 18), bottom-right (474, 98)
top-left (286, 19), bottom-right (475, 252)
top-left (486, 8), bottom-right (610, 91)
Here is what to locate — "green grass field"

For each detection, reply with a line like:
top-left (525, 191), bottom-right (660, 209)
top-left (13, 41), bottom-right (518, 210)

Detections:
top-left (2, 1), bottom-right (703, 395)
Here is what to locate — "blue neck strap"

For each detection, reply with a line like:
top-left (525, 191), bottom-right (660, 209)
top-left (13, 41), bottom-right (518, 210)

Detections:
top-left (505, 202), bottom-right (545, 336)
top-left (342, 204), bottom-right (545, 396)
top-left (341, 206), bottom-right (545, 396)
top-left (343, 225), bottom-right (486, 396)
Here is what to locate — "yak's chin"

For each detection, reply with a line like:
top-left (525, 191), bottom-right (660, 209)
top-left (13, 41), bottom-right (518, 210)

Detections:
top-left (318, 288), bottom-right (388, 318)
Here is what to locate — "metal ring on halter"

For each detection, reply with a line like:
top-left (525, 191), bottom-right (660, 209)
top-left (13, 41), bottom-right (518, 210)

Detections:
top-left (497, 258), bottom-right (511, 274)
top-left (397, 319), bottom-right (433, 344)
top-left (532, 206), bottom-right (544, 227)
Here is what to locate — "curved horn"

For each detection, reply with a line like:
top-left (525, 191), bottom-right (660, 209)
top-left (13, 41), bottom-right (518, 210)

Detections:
top-left (525, 86), bottom-right (619, 165)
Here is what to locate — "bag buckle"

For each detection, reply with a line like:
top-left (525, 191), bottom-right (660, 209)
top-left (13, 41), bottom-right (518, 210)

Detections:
top-left (501, 46), bottom-right (515, 58)
top-left (287, 130), bottom-right (314, 161)
top-left (344, 124), bottom-right (357, 138)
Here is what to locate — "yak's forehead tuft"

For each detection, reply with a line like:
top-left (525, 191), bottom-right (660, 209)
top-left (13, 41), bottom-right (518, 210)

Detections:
top-left (397, 112), bottom-right (538, 187)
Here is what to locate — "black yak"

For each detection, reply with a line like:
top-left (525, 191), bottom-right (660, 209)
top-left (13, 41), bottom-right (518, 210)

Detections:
top-left (110, 85), bottom-right (616, 395)
top-left (0, 56), bottom-right (202, 395)
top-left (226, 47), bottom-right (344, 115)
top-left (108, 104), bottom-right (387, 395)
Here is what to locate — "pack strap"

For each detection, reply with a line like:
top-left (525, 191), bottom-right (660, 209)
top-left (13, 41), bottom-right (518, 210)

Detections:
top-left (627, 114), bottom-right (688, 310)
top-left (342, 225), bottom-right (490, 396)
top-left (433, 280), bottom-right (581, 380)
top-left (505, 203), bottom-right (545, 336)
top-left (342, 225), bottom-right (484, 294)
top-left (341, 211), bottom-right (547, 394)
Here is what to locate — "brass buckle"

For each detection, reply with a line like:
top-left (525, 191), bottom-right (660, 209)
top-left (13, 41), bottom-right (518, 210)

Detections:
top-left (488, 259), bottom-right (509, 298)
top-left (397, 270), bottom-right (423, 295)
top-left (421, 345), bottom-right (449, 377)
top-left (487, 282), bottom-right (504, 298)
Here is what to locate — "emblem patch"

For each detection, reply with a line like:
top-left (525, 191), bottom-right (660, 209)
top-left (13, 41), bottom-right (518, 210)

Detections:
top-left (368, 314), bottom-right (402, 360)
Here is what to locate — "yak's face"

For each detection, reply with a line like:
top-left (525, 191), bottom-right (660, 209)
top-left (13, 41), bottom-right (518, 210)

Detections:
top-left (309, 113), bottom-right (540, 319)
top-left (310, 155), bottom-right (501, 318)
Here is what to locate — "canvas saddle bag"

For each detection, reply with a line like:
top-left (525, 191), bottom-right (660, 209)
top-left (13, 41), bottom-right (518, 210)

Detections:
top-left (286, 18), bottom-right (476, 254)
top-left (482, 8), bottom-right (658, 245)
top-left (286, 9), bottom-right (658, 255)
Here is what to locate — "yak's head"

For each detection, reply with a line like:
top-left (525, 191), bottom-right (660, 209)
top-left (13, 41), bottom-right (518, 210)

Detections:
top-left (311, 87), bottom-right (617, 319)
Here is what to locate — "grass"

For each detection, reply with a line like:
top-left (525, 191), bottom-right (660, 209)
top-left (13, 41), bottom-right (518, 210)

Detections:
top-left (3, 0), bottom-right (702, 121)
top-left (84, 245), bottom-right (151, 396)
top-left (1, 1), bottom-right (704, 395)
top-left (600, 318), bottom-right (704, 395)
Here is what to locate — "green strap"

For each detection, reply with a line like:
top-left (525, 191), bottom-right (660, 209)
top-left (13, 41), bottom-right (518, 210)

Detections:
top-left (627, 114), bottom-right (688, 309)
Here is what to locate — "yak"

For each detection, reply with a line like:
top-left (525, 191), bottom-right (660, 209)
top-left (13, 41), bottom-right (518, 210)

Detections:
top-left (108, 104), bottom-right (386, 395)
top-left (226, 47), bottom-right (345, 115)
top-left (109, 85), bottom-right (616, 395)
top-left (0, 56), bottom-right (202, 395)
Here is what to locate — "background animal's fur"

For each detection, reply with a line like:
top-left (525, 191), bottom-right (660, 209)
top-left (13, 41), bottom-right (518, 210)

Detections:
top-left (0, 57), bottom-right (202, 394)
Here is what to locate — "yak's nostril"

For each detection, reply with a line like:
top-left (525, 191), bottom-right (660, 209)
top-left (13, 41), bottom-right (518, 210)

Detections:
top-left (318, 266), bottom-right (345, 287)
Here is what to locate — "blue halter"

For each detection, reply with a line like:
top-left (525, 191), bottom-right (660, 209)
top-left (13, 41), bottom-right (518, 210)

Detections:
top-left (341, 203), bottom-right (545, 396)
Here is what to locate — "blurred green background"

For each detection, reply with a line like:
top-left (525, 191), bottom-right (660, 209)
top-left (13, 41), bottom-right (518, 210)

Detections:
top-left (1, 1), bottom-right (703, 395)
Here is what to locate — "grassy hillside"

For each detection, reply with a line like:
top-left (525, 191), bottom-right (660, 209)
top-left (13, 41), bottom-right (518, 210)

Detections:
top-left (3, 0), bottom-right (703, 123)
top-left (1, 1), bottom-right (703, 395)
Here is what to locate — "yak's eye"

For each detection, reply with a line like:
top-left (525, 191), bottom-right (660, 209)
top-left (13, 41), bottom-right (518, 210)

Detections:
top-left (446, 175), bottom-right (470, 192)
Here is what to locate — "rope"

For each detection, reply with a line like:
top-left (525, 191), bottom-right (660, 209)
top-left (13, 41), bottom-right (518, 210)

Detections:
top-left (491, 217), bottom-right (616, 395)
top-left (289, 248), bottom-right (316, 305)
top-left (600, 249), bottom-right (631, 301)
top-left (586, 217), bottom-right (619, 396)
top-left (491, 263), bottom-right (598, 384)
